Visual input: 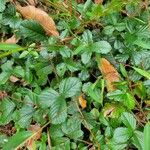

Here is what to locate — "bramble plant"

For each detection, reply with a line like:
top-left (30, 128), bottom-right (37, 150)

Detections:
top-left (0, 0), bottom-right (150, 150)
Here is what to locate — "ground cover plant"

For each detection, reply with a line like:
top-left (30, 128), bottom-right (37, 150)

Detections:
top-left (0, 0), bottom-right (150, 149)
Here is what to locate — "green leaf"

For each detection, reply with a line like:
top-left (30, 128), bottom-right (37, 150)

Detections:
top-left (0, 99), bottom-right (15, 125)
top-left (56, 63), bottom-right (66, 77)
top-left (16, 106), bottom-right (35, 128)
top-left (87, 86), bottom-right (101, 103)
top-left (0, 44), bottom-right (24, 58)
top-left (113, 127), bottom-right (132, 143)
top-left (81, 52), bottom-right (92, 64)
top-left (78, 70), bottom-right (89, 81)
top-left (51, 137), bottom-right (70, 150)
top-left (103, 26), bottom-right (115, 35)
top-left (60, 46), bottom-right (72, 58)
top-left (20, 20), bottom-right (47, 41)
top-left (121, 112), bottom-right (136, 130)
top-left (0, 43), bottom-right (22, 51)
top-left (83, 0), bottom-right (92, 13)
top-left (144, 122), bottom-right (150, 150)
top-left (39, 88), bottom-right (59, 108)
top-left (133, 67), bottom-right (150, 80)
top-left (50, 124), bottom-right (64, 138)
top-left (107, 90), bottom-right (135, 109)
top-left (49, 95), bottom-right (67, 124)
top-left (132, 130), bottom-right (144, 150)
top-left (61, 117), bottom-right (83, 139)
top-left (0, 0), bottom-right (6, 12)
top-left (93, 41), bottom-right (112, 54)
top-left (124, 93), bottom-right (135, 110)
top-left (82, 30), bottom-right (93, 44)
top-left (19, 51), bottom-right (29, 58)
top-left (120, 64), bottom-right (128, 77)
top-left (13, 66), bottom-right (25, 77)
top-left (1, 60), bottom-right (13, 72)
top-left (108, 141), bottom-right (127, 150)
top-left (3, 131), bottom-right (33, 150)
top-left (59, 77), bottom-right (82, 98)
top-left (115, 23), bottom-right (126, 31)
top-left (0, 72), bottom-right (10, 85)
top-left (134, 39), bottom-right (150, 49)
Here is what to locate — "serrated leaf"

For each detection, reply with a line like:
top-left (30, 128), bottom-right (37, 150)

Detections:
top-left (93, 41), bottom-right (112, 54)
top-left (82, 30), bottom-right (93, 44)
top-left (134, 39), bottom-right (150, 49)
top-left (61, 117), bottom-right (83, 139)
top-left (59, 77), bottom-right (82, 98)
top-left (52, 137), bottom-right (70, 150)
top-left (132, 130), bottom-right (144, 150)
top-left (81, 51), bottom-right (92, 64)
top-left (0, 0), bottom-right (6, 12)
top-left (3, 131), bottom-right (33, 150)
top-left (17, 106), bottom-right (35, 128)
top-left (13, 66), bottom-right (25, 77)
top-left (0, 72), bottom-right (11, 85)
top-left (20, 20), bottom-right (47, 41)
top-left (0, 99), bottom-right (15, 125)
top-left (50, 124), bottom-right (64, 138)
top-left (107, 90), bottom-right (135, 109)
top-left (108, 141), bottom-right (127, 150)
top-left (133, 67), bottom-right (150, 80)
top-left (121, 112), bottom-right (136, 130)
top-left (124, 93), bottom-right (135, 109)
top-left (39, 88), bottom-right (59, 108)
top-left (120, 64), bottom-right (128, 77)
top-left (87, 86), bottom-right (101, 103)
top-left (113, 127), bottom-right (132, 143)
top-left (49, 96), bottom-right (67, 124)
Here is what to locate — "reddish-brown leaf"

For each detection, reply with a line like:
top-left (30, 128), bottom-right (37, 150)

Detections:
top-left (98, 58), bottom-right (120, 91)
top-left (16, 5), bottom-right (59, 36)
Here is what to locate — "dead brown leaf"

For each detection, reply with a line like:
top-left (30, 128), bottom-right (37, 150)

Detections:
top-left (78, 94), bottom-right (87, 109)
top-left (94, 0), bottom-right (103, 4)
top-left (5, 35), bottom-right (19, 44)
top-left (9, 75), bottom-right (20, 83)
top-left (98, 58), bottom-right (120, 91)
top-left (0, 122), bottom-right (16, 136)
top-left (103, 106), bottom-right (115, 117)
top-left (16, 5), bottom-right (59, 36)
top-left (26, 124), bottom-right (42, 150)
top-left (145, 100), bottom-right (150, 106)
top-left (27, 0), bottom-right (38, 6)
top-left (76, 0), bottom-right (84, 3)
